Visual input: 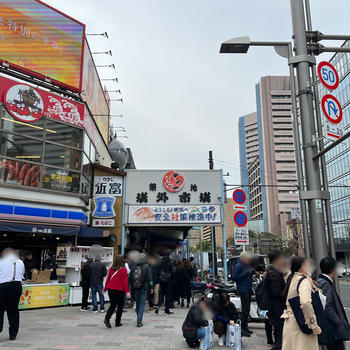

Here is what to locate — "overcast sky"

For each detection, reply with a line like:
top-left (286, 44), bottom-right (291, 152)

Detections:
top-left (47, 0), bottom-right (349, 186)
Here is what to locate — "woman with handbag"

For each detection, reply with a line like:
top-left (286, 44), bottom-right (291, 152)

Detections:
top-left (281, 256), bottom-right (322, 350)
top-left (103, 255), bottom-right (130, 328)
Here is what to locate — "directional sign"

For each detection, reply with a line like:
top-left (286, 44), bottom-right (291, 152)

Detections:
top-left (317, 61), bottom-right (339, 90)
top-left (234, 227), bottom-right (249, 246)
top-left (233, 189), bottom-right (246, 205)
top-left (321, 94), bottom-right (343, 124)
top-left (233, 211), bottom-right (248, 227)
top-left (323, 121), bottom-right (344, 141)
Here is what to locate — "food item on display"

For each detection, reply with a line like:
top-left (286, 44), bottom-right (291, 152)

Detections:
top-left (0, 160), bottom-right (39, 187)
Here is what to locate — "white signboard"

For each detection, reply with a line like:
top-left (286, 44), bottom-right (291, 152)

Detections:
top-left (124, 169), bottom-right (223, 226)
top-left (323, 121), bottom-right (344, 141)
top-left (234, 227), bottom-right (249, 246)
top-left (92, 219), bottom-right (115, 227)
top-left (127, 204), bottom-right (221, 225)
top-left (93, 176), bottom-right (123, 197)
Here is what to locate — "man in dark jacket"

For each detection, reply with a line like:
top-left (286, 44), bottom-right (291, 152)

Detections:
top-left (23, 251), bottom-right (36, 280)
top-left (182, 298), bottom-right (211, 348)
top-left (318, 257), bottom-right (350, 350)
top-left (90, 257), bottom-right (107, 312)
top-left (265, 251), bottom-right (287, 350)
top-left (155, 253), bottom-right (173, 315)
top-left (231, 251), bottom-right (253, 337)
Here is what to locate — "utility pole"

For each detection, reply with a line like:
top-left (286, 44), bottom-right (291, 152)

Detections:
top-left (209, 150), bottom-right (218, 278)
top-left (290, 0), bottom-right (328, 270)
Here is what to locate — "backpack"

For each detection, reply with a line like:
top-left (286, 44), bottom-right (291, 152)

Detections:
top-left (131, 264), bottom-right (146, 289)
top-left (255, 278), bottom-right (270, 310)
top-left (159, 270), bottom-right (171, 283)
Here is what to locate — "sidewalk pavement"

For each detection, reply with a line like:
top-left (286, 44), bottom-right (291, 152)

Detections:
top-left (0, 305), bottom-right (271, 350)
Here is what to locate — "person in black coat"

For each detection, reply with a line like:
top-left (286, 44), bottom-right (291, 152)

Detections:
top-left (182, 297), bottom-right (211, 348)
top-left (213, 292), bottom-right (239, 345)
top-left (155, 253), bottom-right (173, 315)
top-left (181, 260), bottom-right (194, 308)
top-left (80, 258), bottom-right (92, 311)
top-left (318, 257), bottom-right (350, 350)
top-left (265, 251), bottom-right (287, 350)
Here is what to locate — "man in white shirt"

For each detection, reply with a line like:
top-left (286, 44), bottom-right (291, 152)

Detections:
top-left (0, 248), bottom-right (24, 341)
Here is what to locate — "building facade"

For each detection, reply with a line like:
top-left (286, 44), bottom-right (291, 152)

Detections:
top-left (239, 76), bottom-right (299, 236)
top-left (318, 41), bottom-right (350, 263)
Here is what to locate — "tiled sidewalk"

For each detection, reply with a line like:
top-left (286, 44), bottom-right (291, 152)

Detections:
top-left (0, 305), bottom-right (272, 350)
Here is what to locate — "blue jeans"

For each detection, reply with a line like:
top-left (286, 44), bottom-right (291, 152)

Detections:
top-left (196, 327), bottom-right (206, 340)
top-left (134, 288), bottom-right (147, 324)
top-left (90, 283), bottom-right (104, 311)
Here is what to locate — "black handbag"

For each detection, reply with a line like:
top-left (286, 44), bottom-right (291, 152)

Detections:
top-left (288, 276), bottom-right (334, 345)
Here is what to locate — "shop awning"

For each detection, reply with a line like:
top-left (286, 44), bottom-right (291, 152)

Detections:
top-left (78, 226), bottom-right (109, 238)
top-left (0, 221), bottom-right (79, 235)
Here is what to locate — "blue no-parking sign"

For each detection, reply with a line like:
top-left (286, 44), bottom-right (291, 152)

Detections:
top-left (232, 189), bottom-right (246, 205)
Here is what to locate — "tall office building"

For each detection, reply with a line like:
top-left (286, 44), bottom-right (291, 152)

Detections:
top-left (239, 76), bottom-right (299, 236)
top-left (318, 41), bottom-right (350, 263)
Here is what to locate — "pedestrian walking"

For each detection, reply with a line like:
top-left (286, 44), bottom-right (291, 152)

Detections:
top-left (155, 252), bottom-right (173, 315)
top-left (80, 258), bottom-right (92, 311)
top-left (265, 251), bottom-right (287, 350)
top-left (0, 248), bottom-right (24, 341)
top-left (182, 296), bottom-right (212, 348)
top-left (231, 251), bottom-right (253, 337)
top-left (148, 256), bottom-right (160, 310)
top-left (318, 257), bottom-right (350, 350)
top-left (181, 259), bottom-right (193, 308)
top-left (103, 255), bottom-right (130, 328)
top-left (129, 252), bottom-right (153, 327)
top-left (281, 256), bottom-right (322, 350)
top-left (89, 257), bottom-right (107, 313)
top-left (213, 292), bottom-right (239, 346)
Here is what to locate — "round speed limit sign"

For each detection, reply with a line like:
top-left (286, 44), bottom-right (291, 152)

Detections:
top-left (317, 61), bottom-right (339, 90)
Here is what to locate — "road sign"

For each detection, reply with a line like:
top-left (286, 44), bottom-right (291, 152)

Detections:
top-left (321, 94), bottom-right (343, 124)
top-left (318, 61), bottom-right (339, 90)
top-left (234, 227), bottom-right (249, 246)
top-left (323, 121), bottom-right (344, 141)
top-left (232, 189), bottom-right (246, 205)
top-left (233, 211), bottom-right (248, 227)
top-left (234, 205), bottom-right (247, 210)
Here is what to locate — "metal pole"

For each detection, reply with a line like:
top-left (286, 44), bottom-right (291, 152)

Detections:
top-left (290, 0), bottom-right (328, 271)
top-left (221, 170), bottom-right (228, 282)
top-left (288, 43), bottom-right (311, 258)
top-left (304, 0), bottom-right (339, 292)
top-left (187, 230), bottom-right (191, 259)
top-left (211, 227), bottom-right (216, 278)
top-left (200, 229), bottom-right (203, 279)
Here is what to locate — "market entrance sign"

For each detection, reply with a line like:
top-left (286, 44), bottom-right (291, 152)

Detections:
top-left (125, 169), bottom-right (223, 226)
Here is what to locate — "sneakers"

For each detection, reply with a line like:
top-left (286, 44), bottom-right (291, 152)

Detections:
top-left (80, 307), bottom-right (89, 312)
top-left (100, 309), bottom-right (105, 313)
top-left (137, 322), bottom-right (143, 327)
top-left (154, 307), bottom-right (159, 315)
top-left (104, 319), bottom-right (111, 328)
top-left (218, 336), bottom-right (224, 346)
top-left (115, 323), bottom-right (122, 327)
top-left (92, 309), bottom-right (98, 313)
top-left (164, 310), bottom-right (174, 315)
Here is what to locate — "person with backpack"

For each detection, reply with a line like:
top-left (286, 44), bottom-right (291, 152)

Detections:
top-left (318, 257), bottom-right (350, 350)
top-left (155, 252), bottom-right (173, 315)
top-left (281, 256), bottom-right (321, 350)
top-left (264, 251), bottom-right (287, 350)
top-left (231, 251), bottom-right (253, 337)
top-left (129, 252), bottom-right (153, 327)
top-left (103, 255), bottom-right (130, 328)
top-left (80, 258), bottom-right (92, 311)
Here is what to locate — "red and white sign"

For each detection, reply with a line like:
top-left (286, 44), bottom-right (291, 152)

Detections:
top-left (92, 219), bottom-right (115, 227)
top-left (234, 227), bottom-right (249, 246)
top-left (324, 122), bottom-right (344, 141)
top-left (163, 171), bottom-right (185, 192)
top-left (318, 61), bottom-right (339, 90)
top-left (232, 188), bottom-right (246, 205)
top-left (0, 76), bottom-right (84, 126)
top-left (321, 94), bottom-right (343, 124)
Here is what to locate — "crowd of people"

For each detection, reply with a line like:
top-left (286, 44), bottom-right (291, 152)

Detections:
top-left (230, 251), bottom-right (350, 350)
top-left (80, 251), bottom-right (198, 328)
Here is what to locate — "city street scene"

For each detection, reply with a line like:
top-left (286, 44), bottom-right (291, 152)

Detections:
top-left (0, 0), bottom-right (349, 350)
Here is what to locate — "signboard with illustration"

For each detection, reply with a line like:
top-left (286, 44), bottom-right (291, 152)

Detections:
top-left (0, 0), bottom-right (85, 92)
top-left (19, 284), bottom-right (69, 309)
top-left (125, 169), bottom-right (223, 226)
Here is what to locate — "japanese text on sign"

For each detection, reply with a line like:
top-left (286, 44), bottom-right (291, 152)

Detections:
top-left (93, 176), bottom-right (123, 197)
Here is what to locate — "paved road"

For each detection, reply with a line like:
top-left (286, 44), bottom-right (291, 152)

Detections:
top-left (340, 280), bottom-right (350, 322)
top-left (0, 305), bottom-right (270, 350)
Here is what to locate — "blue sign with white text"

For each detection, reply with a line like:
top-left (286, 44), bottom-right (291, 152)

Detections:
top-left (93, 197), bottom-right (116, 218)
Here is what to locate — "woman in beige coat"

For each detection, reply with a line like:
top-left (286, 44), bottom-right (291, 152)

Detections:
top-left (281, 256), bottom-right (322, 350)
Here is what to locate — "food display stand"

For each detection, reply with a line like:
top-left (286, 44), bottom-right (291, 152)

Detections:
top-left (19, 283), bottom-right (70, 309)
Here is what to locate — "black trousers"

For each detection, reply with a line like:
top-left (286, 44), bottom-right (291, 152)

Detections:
top-left (105, 289), bottom-right (125, 325)
top-left (0, 281), bottom-right (22, 337)
top-left (327, 341), bottom-right (345, 350)
top-left (265, 318), bottom-right (274, 344)
top-left (270, 318), bottom-right (284, 350)
top-left (158, 282), bottom-right (171, 311)
top-left (81, 285), bottom-right (89, 309)
top-left (214, 320), bottom-right (226, 337)
top-left (239, 292), bottom-right (251, 329)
